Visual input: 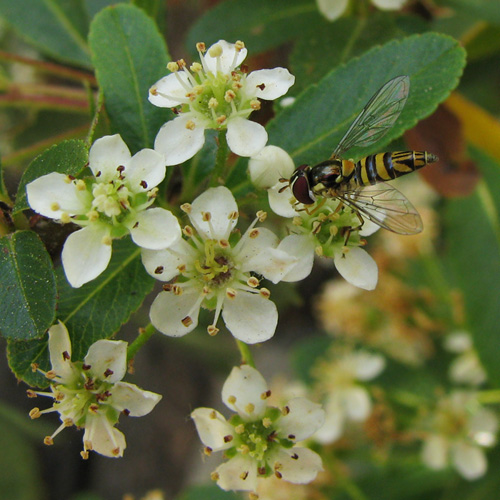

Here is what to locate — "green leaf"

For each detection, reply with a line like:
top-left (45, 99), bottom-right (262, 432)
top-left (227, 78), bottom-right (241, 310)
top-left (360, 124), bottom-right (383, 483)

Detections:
top-left (7, 237), bottom-right (154, 387)
top-left (442, 148), bottom-right (500, 387)
top-left (85, 0), bottom-right (128, 19)
top-left (14, 139), bottom-right (89, 214)
top-left (88, 4), bottom-right (171, 153)
top-left (0, 231), bottom-right (57, 341)
top-left (439, 0), bottom-right (500, 25)
top-left (267, 33), bottom-right (466, 166)
top-left (177, 484), bottom-right (240, 500)
top-left (0, 0), bottom-right (91, 68)
top-left (186, 0), bottom-right (320, 55)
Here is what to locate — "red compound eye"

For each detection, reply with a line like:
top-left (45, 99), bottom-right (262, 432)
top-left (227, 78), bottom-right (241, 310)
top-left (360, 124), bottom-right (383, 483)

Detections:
top-left (291, 170), bottom-right (315, 205)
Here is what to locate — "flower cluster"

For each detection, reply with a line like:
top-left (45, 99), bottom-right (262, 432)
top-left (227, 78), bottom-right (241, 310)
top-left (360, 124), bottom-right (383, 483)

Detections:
top-left (191, 365), bottom-right (325, 493)
top-left (316, 0), bottom-right (407, 21)
top-left (28, 322), bottom-right (161, 458)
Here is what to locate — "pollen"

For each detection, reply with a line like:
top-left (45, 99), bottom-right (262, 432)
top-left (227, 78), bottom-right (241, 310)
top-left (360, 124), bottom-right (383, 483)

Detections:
top-left (80, 450), bottom-right (89, 460)
top-left (167, 61), bottom-right (179, 72)
top-left (224, 90), bottom-right (236, 102)
top-left (208, 97), bottom-right (219, 109)
top-left (250, 99), bottom-right (261, 110)
top-left (185, 120), bottom-right (196, 130)
top-left (216, 114), bottom-right (227, 125)
top-left (234, 423), bottom-right (245, 434)
top-left (262, 417), bottom-right (272, 428)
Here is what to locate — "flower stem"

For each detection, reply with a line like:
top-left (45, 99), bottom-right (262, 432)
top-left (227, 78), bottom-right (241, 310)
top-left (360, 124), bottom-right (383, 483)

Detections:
top-left (127, 323), bottom-right (157, 361)
top-left (210, 129), bottom-right (229, 187)
top-left (236, 340), bottom-right (255, 368)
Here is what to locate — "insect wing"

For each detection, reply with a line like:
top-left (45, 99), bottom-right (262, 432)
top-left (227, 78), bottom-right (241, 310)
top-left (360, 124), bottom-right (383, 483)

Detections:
top-left (332, 75), bottom-right (410, 159)
top-left (340, 182), bottom-right (423, 235)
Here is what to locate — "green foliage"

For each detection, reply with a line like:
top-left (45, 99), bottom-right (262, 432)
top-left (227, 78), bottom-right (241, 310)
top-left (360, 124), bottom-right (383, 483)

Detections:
top-left (176, 484), bottom-right (240, 500)
top-left (0, 0), bottom-right (92, 68)
top-left (14, 140), bottom-right (89, 214)
top-left (443, 148), bottom-right (500, 387)
top-left (267, 33), bottom-right (466, 166)
top-left (88, 3), bottom-right (171, 153)
top-left (0, 231), bottom-right (57, 341)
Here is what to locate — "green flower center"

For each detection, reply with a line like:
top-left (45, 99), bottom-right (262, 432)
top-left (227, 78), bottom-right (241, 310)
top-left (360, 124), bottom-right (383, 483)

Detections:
top-left (195, 240), bottom-right (234, 287)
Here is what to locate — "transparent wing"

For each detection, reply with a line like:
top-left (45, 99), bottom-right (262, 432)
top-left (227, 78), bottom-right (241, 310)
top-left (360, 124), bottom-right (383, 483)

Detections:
top-left (332, 75), bottom-right (410, 159)
top-left (339, 182), bottom-right (423, 235)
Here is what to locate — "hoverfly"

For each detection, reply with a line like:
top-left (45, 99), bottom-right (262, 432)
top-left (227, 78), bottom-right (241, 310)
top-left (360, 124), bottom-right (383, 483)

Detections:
top-left (289, 75), bottom-right (438, 235)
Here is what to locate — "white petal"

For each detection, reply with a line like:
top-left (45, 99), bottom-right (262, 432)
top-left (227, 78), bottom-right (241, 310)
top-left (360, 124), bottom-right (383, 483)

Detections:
top-left (334, 247), bottom-right (378, 290)
top-left (246, 68), bottom-right (295, 100)
top-left (226, 118), bottom-right (268, 157)
top-left (277, 235), bottom-right (315, 282)
top-left (148, 72), bottom-right (190, 108)
top-left (124, 148), bottom-right (166, 191)
top-left (26, 172), bottom-right (89, 218)
top-left (89, 134), bottom-right (131, 181)
top-left (268, 183), bottom-right (299, 218)
top-left (449, 353), bottom-right (486, 386)
top-left (84, 340), bottom-right (127, 383)
top-left (190, 186), bottom-right (238, 240)
top-left (277, 398), bottom-right (325, 442)
top-left (61, 224), bottom-right (113, 288)
top-left (316, 0), bottom-right (349, 20)
top-left (222, 365), bottom-right (268, 419)
top-left (343, 386), bottom-right (372, 421)
top-left (247, 247), bottom-right (298, 284)
top-left (371, 0), bottom-right (406, 9)
top-left (444, 331), bottom-right (473, 352)
top-left (83, 413), bottom-right (126, 458)
top-left (271, 447), bottom-right (323, 484)
top-left (222, 291), bottom-right (278, 344)
top-left (191, 407), bottom-right (234, 451)
top-left (48, 321), bottom-right (74, 381)
top-left (204, 40), bottom-right (247, 75)
top-left (359, 218), bottom-right (381, 237)
top-left (141, 239), bottom-right (192, 281)
top-left (215, 455), bottom-right (257, 492)
top-left (111, 382), bottom-right (162, 416)
top-left (149, 289), bottom-right (201, 337)
top-left (154, 115), bottom-right (206, 166)
top-left (129, 208), bottom-right (181, 250)
top-left (352, 352), bottom-right (386, 381)
top-left (237, 227), bottom-right (279, 265)
top-left (248, 145), bottom-right (296, 189)
top-left (451, 441), bottom-right (487, 480)
top-left (470, 408), bottom-right (498, 446)
top-left (421, 434), bottom-right (449, 470)
top-left (313, 397), bottom-right (345, 444)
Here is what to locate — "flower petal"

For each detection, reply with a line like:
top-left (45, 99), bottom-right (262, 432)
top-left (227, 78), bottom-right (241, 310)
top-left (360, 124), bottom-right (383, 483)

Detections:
top-left (248, 145), bottom-right (296, 189)
top-left (124, 148), bottom-right (166, 191)
top-left (352, 352), bottom-right (386, 381)
top-left (215, 455), bottom-right (257, 492)
top-left (26, 172), bottom-right (90, 218)
top-left (84, 340), bottom-right (127, 383)
top-left (222, 365), bottom-right (268, 419)
top-left (277, 235), bottom-right (315, 282)
top-left (371, 0), bottom-right (407, 9)
top-left (271, 447), bottom-right (323, 484)
top-left (150, 289), bottom-right (202, 337)
top-left (237, 227), bottom-right (279, 266)
top-left (343, 386), bottom-right (372, 421)
top-left (83, 413), bottom-right (126, 458)
top-left (141, 239), bottom-right (193, 281)
top-left (316, 0), bottom-right (349, 21)
top-left (451, 441), bottom-right (487, 480)
top-left (111, 382), bottom-right (162, 416)
top-left (226, 118), bottom-right (267, 157)
top-left (313, 397), bottom-right (345, 444)
top-left (190, 186), bottom-right (238, 240)
top-left (88, 134), bottom-right (131, 181)
top-left (129, 208), bottom-right (181, 250)
top-left (268, 183), bottom-right (299, 218)
top-left (191, 407), bottom-right (234, 451)
top-left (148, 72), bottom-right (190, 108)
top-left (154, 115), bottom-right (206, 166)
top-left (334, 247), bottom-right (378, 290)
top-left (246, 68), bottom-right (295, 100)
top-left (204, 40), bottom-right (247, 75)
top-left (421, 434), bottom-right (448, 470)
top-left (48, 321), bottom-right (75, 382)
top-left (222, 291), bottom-right (278, 344)
top-left (277, 398), bottom-right (325, 442)
top-left (470, 408), bottom-right (498, 446)
top-left (247, 247), bottom-right (298, 284)
top-left (61, 224), bottom-right (113, 288)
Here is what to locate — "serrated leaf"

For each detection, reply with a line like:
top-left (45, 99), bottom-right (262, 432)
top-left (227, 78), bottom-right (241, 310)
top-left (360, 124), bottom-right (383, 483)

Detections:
top-left (14, 140), bottom-right (89, 214)
top-left (7, 237), bottom-right (154, 387)
top-left (0, 231), bottom-right (57, 341)
top-left (267, 33), bottom-right (466, 166)
top-left (0, 0), bottom-right (91, 68)
top-left (88, 4), bottom-right (171, 153)
top-left (186, 0), bottom-right (320, 55)
top-left (443, 148), bottom-right (500, 387)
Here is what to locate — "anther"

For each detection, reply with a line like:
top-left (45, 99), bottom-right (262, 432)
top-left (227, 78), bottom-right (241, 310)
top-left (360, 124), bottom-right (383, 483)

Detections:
top-left (26, 389), bottom-right (37, 398)
top-left (229, 210), bottom-right (239, 220)
top-left (208, 43), bottom-right (222, 58)
top-left (140, 180), bottom-right (148, 189)
top-left (223, 435), bottom-right (233, 443)
top-left (177, 59), bottom-right (186, 69)
top-left (239, 471), bottom-right (249, 480)
top-left (103, 368), bottom-right (114, 378)
top-left (45, 370), bottom-right (57, 380)
top-left (76, 179), bottom-right (86, 191)
top-left (50, 202), bottom-right (60, 211)
top-left (44, 436), bottom-right (54, 446)
top-left (261, 389), bottom-right (271, 399)
top-left (210, 471), bottom-right (220, 482)
top-left (190, 62), bottom-right (202, 72)
top-left (234, 424), bottom-right (245, 434)
top-left (315, 246), bottom-right (324, 256)
top-left (224, 90), bottom-right (236, 102)
top-left (111, 447), bottom-right (121, 456)
top-left (183, 225), bottom-right (194, 237)
top-left (259, 288), bottom-right (271, 299)
top-left (281, 406), bottom-right (290, 416)
top-left (201, 211), bottom-right (211, 222)
top-left (226, 288), bottom-right (237, 299)
top-left (182, 316), bottom-right (193, 327)
top-left (249, 229), bottom-right (259, 239)
top-left (80, 451), bottom-right (89, 460)
top-left (262, 417), bottom-right (272, 428)
top-left (245, 403), bottom-right (255, 414)
top-left (257, 83), bottom-right (266, 91)
top-left (167, 61), bottom-right (179, 72)
top-left (185, 120), bottom-right (196, 130)
top-left (250, 100), bottom-right (261, 110)
top-left (29, 408), bottom-right (41, 419)
top-left (228, 395), bottom-right (237, 404)
top-left (102, 235), bottom-right (112, 246)
top-left (62, 351), bottom-right (70, 360)
top-left (256, 210), bottom-right (267, 222)
top-left (216, 115), bottom-right (227, 124)
top-left (247, 277), bottom-right (259, 288)
top-left (235, 40), bottom-right (245, 52)
top-left (207, 325), bottom-right (219, 336)
top-left (196, 42), bottom-right (206, 53)
top-left (219, 239), bottom-right (229, 248)
top-left (154, 266), bottom-right (164, 274)
top-left (208, 97), bottom-right (219, 109)
top-left (149, 86), bottom-right (158, 96)
top-left (204, 446), bottom-right (212, 456)
top-left (180, 203), bottom-right (192, 214)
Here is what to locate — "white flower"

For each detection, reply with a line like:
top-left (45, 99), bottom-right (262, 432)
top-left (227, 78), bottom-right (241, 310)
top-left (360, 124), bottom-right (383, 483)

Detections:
top-left (28, 321), bottom-right (161, 458)
top-left (142, 186), bottom-right (313, 344)
top-left (149, 40), bottom-right (295, 165)
top-left (191, 365), bottom-right (324, 493)
top-left (317, 0), bottom-right (406, 21)
top-left (421, 391), bottom-right (498, 480)
top-left (313, 349), bottom-right (385, 444)
top-left (26, 134), bottom-right (181, 287)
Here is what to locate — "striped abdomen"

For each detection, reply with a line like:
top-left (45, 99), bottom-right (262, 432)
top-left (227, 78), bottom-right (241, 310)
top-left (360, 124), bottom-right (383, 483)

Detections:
top-left (351, 151), bottom-right (437, 187)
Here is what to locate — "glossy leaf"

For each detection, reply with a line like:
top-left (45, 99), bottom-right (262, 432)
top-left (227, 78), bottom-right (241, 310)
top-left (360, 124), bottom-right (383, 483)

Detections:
top-left (88, 4), bottom-right (171, 153)
top-left (0, 0), bottom-right (91, 68)
top-left (442, 148), bottom-right (500, 387)
top-left (14, 140), bottom-right (89, 214)
top-left (267, 33), bottom-right (466, 165)
top-left (0, 231), bottom-right (57, 341)
top-left (7, 238), bottom-right (154, 387)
